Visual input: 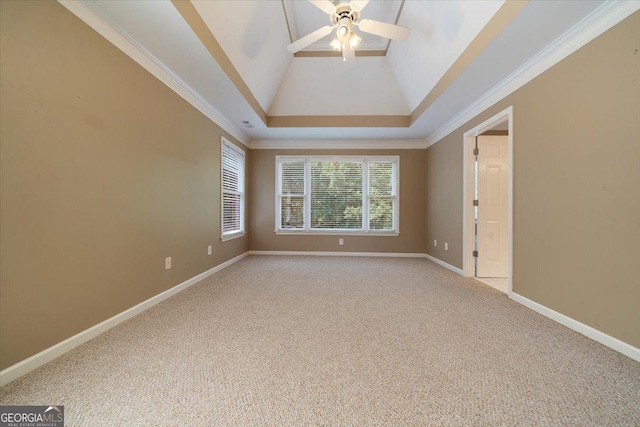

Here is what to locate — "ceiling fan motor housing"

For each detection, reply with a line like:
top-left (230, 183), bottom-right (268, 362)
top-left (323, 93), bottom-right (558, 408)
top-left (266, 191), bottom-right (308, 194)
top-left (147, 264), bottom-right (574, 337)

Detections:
top-left (332, 4), bottom-right (360, 42)
top-left (331, 3), bottom-right (360, 26)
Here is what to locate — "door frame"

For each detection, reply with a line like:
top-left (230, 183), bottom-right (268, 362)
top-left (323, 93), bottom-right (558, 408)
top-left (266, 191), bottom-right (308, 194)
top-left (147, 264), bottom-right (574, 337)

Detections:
top-left (462, 106), bottom-right (514, 295)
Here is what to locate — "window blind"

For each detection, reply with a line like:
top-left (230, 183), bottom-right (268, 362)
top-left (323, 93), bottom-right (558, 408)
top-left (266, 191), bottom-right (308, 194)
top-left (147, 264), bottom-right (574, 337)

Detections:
top-left (279, 160), bottom-right (305, 229)
top-left (222, 140), bottom-right (245, 236)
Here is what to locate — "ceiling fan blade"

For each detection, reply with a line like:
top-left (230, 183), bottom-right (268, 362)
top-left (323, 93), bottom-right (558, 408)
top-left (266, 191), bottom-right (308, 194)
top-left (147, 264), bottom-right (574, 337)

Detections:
top-left (287, 25), bottom-right (334, 53)
top-left (342, 40), bottom-right (355, 69)
top-left (309, 0), bottom-right (337, 15)
top-left (350, 0), bottom-right (370, 12)
top-left (358, 19), bottom-right (411, 41)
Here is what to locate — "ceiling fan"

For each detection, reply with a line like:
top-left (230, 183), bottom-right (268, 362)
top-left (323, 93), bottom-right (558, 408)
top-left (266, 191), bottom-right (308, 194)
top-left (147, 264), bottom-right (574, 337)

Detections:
top-left (287, 0), bottom-right (411, 67)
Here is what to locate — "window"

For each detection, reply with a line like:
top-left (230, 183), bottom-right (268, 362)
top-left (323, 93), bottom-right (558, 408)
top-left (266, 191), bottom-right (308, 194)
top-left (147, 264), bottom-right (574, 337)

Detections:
top-left (221, 138), bottom-right (245, 241)
top-left (276, 156), bottom-right (399, 235)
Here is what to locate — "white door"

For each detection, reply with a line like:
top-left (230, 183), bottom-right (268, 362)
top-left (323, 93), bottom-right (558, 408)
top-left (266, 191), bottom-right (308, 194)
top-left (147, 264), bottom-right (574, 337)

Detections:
top-left (477, 135), bottom-right (508, 278)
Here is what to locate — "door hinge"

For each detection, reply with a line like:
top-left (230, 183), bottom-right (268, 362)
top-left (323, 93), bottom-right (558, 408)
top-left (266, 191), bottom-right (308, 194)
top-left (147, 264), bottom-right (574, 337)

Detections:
top-left (473, 250), bottom-right (478, 257)
top-left (473, 199), bottom-right (478, 206)
top-left (473, 148), bottom-right (479, 156)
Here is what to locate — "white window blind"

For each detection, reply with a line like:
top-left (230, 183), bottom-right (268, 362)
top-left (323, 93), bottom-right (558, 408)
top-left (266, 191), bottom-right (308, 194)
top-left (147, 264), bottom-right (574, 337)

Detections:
top-left (275, 156), bottom-right (398, 234)
top-left (221, 139), bottom-right (245, 238)
top-left (279, 160), bottom-right (305, 230)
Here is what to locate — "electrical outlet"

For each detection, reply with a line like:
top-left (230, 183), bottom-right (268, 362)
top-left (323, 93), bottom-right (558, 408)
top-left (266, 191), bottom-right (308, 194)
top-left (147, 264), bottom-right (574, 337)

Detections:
top-left (434, 240), bottom-right (437, 247)
top-left (165, 257), bottom-right (172, 270)
top-left (339, 238), bottom-right (344, 246)
top-left (207, 245), bottom-right (212, 255)
top-left (444, 242), bottom-right (449, 251)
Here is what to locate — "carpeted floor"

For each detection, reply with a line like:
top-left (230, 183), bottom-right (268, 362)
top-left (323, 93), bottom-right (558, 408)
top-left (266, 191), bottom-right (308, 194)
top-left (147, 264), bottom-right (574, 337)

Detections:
top-left (1, 256), bottom-right (639, 426)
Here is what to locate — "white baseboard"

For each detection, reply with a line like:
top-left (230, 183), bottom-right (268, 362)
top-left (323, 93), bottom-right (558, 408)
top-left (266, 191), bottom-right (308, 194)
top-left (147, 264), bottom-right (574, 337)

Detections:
top-left (510, 292), bottom-right (640, 363)
top-left (425, 254), bottom-right (465, 275)
top-left (0, 251), bottom-right (249, 387)
top-left (248, 250), bottom-right (427, 258)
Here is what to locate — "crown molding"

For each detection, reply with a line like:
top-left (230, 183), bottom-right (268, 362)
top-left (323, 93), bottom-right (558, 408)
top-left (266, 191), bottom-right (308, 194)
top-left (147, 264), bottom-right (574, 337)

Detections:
top-left (425, 0), bottom-right (640, 148)
top-left (250, 139), bottom-right (426, 150)
top-left (57, 0), bottom-right (249, 145)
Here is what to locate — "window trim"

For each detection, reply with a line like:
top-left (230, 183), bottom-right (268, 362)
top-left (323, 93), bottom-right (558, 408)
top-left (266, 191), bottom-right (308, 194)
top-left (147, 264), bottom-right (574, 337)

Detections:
top-left (221, 137), bottom-right (246, 242)
top-left (274, 155), bottom-right (400, 236)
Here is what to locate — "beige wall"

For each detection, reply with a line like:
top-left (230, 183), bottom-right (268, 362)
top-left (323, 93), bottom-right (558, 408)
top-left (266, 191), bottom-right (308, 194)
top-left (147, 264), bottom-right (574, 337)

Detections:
top-left (425, 142), bottom-right (463, 267)
top-left (250, 149), bottom-right (425, 254)
top-left (426, 12), bottom-right (640, 347)
top-left (0, 1), bottom-right (249, 370)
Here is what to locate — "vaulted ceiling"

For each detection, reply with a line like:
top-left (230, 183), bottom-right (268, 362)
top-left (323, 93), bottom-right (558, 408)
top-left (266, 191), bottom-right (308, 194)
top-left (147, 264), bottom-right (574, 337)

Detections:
top-left (62, 0), bottom-right (628, 145)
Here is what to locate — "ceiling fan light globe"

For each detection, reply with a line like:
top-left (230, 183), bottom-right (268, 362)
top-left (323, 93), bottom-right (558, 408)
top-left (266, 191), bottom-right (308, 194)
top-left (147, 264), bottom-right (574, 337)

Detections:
top-left (330, 38), bottom-right (342, 51)
top-left (349, 33), bottom-right (361, 48)
top-left (337, 24), bottom-right (350, 42)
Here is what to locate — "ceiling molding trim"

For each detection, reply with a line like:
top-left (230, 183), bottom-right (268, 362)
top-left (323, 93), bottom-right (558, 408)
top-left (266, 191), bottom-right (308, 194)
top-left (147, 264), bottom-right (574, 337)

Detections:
top-left (281, 0), bottom-right (294, 44)
top-left (410, 0), bottom-right (529, 125)
top-left (171, 0), bottom-right (268, 125)
top-left (56, 0), bottom-right (249, 145)
top-left (250, 139), bottom-right (427, 150)
top-left (425, 0), bottom-right (640, 148)
top-left (294, 50), bottom-right (386, 57)
top-left (267, 115), bottom-right (411, 128)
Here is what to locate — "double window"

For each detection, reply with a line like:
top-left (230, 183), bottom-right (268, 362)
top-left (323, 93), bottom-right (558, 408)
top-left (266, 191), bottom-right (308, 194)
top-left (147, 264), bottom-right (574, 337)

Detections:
top-left (276, 156), bottom-right (399, 234)
top-left (221, 137), bottom-right (245, 241)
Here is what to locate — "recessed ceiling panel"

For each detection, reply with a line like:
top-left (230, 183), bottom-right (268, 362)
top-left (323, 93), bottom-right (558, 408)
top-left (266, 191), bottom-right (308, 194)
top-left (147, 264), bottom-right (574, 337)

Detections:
top-left (269, 56), bottom-right (410, 116)
top-left (191, 0), bottom-right (292, 111)
top-left (388, 0), bottom-right (504, 110)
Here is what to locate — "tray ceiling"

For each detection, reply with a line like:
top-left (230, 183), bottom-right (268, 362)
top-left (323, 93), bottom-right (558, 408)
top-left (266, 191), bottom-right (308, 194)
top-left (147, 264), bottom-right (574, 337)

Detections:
top-left (62, 0), bottom-right (627, 144)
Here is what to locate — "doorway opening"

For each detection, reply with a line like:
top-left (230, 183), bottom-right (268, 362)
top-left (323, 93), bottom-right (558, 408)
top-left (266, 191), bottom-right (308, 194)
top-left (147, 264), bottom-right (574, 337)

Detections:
top-left (463, 106), bottom-right (513, 295)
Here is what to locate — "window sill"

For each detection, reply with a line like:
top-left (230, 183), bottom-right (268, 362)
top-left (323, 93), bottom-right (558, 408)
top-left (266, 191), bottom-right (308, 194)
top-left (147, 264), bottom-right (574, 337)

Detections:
top-left (221, 231), bottom-right (246, 242)
top-left (275, 230), bottom-right (399, 237)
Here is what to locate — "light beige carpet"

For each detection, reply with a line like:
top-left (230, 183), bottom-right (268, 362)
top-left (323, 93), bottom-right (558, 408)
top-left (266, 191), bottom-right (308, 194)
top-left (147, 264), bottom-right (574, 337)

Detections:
top-left (1, 256), bottom-right (639, 426)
